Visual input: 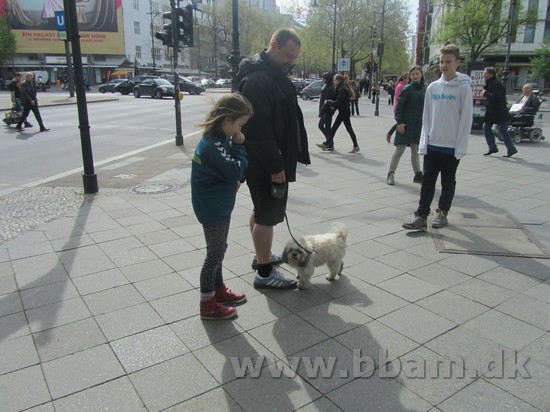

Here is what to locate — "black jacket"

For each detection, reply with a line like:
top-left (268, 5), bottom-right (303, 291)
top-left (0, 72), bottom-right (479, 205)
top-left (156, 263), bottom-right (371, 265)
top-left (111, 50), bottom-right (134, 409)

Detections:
top-left (326, 82), bottom-right (352, 114)
top-left (19, 81), bottom-right (38, 107)
top-left (237, 51), bottom-right (310, 184)
top-left (516, 93), bottom-right (541, 115)
top-left (319, 81), bottom-right (336, 115)
top-left (483, 77), bottom-right (509, 124)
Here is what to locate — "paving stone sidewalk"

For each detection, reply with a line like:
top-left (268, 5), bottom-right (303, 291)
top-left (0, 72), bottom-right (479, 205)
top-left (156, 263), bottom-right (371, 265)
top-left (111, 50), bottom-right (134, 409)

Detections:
top-left (1, 96), bottom-right (550, 411)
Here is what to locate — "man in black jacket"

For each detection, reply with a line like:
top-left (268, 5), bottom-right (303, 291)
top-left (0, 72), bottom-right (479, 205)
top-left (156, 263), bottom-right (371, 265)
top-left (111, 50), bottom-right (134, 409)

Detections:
top-left (482, 67), bottom-right (516, 157)
top-left (237, 28), bottom-right (310, 289)
top-left (317, 72), bottom-right (336, 149)
top-left (7, 73), bottom-right (32, 128)
top-left (15, 73), bottom-right (49, 132)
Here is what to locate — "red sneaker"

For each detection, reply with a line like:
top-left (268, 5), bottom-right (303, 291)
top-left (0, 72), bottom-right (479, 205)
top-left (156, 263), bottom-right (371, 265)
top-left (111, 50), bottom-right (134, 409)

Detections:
top-left (200, 297), bottom-right (237, 320)
top-left (215, 286), bottom-right (247, 304)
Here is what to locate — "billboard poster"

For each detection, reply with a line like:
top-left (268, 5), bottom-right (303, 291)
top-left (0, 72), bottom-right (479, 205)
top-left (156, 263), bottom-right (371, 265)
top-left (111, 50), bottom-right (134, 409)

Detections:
top-left (0, 0), bottom-right (124, 55)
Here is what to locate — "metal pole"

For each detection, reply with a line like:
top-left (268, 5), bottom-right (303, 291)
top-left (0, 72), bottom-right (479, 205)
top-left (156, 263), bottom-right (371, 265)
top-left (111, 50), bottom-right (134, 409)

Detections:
top-left (63, 0), bottom-right (98, 194)
top-left (369, 11), bottom-right (376, 100)
top-left (229, 0), bottom-right (241, 92)
top-left (172, 0), bottom-right (183, 146)
top-left (64, 40), bottom-right (75, 97)
top-left (150, 0), bottom-right (156, 74)
top-left (332, 0), bottom-right (337, 73)
top-left (213, 0), bottom-right (218, 79)
top-left (375, 0), bottom-right (385, 117)
top-left (501, 0), bottom-right (516, 93)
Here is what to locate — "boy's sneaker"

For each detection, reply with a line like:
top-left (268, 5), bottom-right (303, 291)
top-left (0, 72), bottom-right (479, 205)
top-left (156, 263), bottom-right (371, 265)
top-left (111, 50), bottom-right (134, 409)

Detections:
top-left (251, 252), bottom-right (283, 271)
top-left (413, 172), bottom-right (424, 183)
top-left (253, 267), bottom-right (297, 289)
top-left (316, 143), bottom-right (327, 150)
top-left (322, 146), bottom-right (334, 152)
top-left (431, 209), bottom-right (448, 228)
top-left (215, 286), bottom-right (246, 304)
top-left (402, 213), bottom-right (427, 230)
top-left (200, 297), bottom-right (237, 320)
top-left (349, 146), bottom-right (360, 153)
top-left (386, 172), bottom-right (395, 186)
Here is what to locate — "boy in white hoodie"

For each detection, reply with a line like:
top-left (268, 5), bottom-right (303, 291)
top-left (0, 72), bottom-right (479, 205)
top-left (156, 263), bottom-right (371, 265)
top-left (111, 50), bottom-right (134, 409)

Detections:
top-left (403, 44), bottom-right (473, 230)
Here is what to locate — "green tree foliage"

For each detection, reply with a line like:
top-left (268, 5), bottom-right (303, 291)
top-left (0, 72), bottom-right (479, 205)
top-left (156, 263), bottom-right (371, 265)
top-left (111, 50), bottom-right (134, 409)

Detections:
top-left (530, 37), bottom-right (550, 79)
top-left (300, 0), bottom-right (411, 77)
top-left (0, 17), bottom-right (16, 70)
top-left (432, 0), bottom-right (536, 62)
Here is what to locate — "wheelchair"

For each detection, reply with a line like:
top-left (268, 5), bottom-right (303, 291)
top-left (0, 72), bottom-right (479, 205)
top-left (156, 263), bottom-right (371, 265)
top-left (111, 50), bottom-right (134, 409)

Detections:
top-left (493, 110), bottom-right (545, 144)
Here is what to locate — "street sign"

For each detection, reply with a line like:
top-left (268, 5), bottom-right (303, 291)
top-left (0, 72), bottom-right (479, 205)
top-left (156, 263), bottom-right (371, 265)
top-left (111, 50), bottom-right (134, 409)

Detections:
top-left (55, 11), bottom-right (66, 30)
top-left (58, 31), bottom-right (67, 41)
top-left (338, 58), bottom-right (350, 72)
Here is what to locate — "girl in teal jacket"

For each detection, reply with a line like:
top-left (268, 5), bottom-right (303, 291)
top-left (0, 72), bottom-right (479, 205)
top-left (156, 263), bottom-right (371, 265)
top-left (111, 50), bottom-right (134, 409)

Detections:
top-left (192, 93), bottom-right (253, 320)
top-left (386, 65), bottom-right (427, 185)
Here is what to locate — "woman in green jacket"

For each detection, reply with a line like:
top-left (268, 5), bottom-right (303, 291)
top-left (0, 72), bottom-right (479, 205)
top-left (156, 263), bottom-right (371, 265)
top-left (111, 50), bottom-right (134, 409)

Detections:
top-left (386, 65), bottom-right (427, 185)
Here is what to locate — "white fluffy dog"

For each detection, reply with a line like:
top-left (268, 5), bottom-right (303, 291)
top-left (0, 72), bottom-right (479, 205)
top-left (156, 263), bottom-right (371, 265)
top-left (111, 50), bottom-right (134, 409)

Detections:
top-left (282, 224), bottom-right (347, 290)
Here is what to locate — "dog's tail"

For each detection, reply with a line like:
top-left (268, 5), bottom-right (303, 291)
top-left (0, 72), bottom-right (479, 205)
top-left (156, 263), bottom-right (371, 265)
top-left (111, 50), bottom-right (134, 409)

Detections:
top-left (332, 223), bottom-right (348, 243)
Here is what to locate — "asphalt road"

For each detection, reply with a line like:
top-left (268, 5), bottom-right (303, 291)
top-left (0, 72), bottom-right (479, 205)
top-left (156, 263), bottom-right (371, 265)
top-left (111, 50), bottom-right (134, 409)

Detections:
top-left (0, 92), bottom-right (217, 195)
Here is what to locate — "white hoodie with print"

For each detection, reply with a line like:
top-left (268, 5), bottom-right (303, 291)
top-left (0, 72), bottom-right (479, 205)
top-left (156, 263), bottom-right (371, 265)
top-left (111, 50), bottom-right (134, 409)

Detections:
top-left (419, 72), bottom-right (473, 159)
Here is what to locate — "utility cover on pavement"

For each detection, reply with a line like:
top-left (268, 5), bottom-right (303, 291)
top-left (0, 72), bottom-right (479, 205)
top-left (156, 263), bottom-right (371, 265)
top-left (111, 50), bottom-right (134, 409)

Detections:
top-left (431, 207), bottom-right (550, 259)
top-left (128, 183), bottom-right (179, 195)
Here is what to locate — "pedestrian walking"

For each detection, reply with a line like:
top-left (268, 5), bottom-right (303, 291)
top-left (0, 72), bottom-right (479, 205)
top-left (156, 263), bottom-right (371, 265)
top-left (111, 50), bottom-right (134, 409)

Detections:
top-left (386, 65), bottom-right (426, 186)
top-left (15, 72), bottom-right (49, 132)
top-left (316, 72), bottom-right (337, 148)
top-left (237, 28), bottom-right (310, 290)
top-left (482, 67), bottom-right (517, 157)
top-left (322, 74), bottom-right (360, 153)
top-left (402, 44), bottom-right (473, 230)
top-left (387, 80), bottom-right (395, 105)
top-left (191, 93), bottom-right (253, 320)
top-left (350, 80), bottom-right (361, 116)
top-left (371, 80), bottom-right (379, 103)
top-left (386, 72), bottom-right (409, 142)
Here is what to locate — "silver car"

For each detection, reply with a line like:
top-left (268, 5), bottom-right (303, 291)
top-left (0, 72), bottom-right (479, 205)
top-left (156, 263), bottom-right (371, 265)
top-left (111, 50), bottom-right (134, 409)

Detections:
top-left (300, 80), bottom-right (323, 100)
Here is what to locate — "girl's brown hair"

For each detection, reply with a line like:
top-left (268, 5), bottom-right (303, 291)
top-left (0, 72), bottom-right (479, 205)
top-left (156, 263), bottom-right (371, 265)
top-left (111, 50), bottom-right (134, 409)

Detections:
top-left (334, 73), bottom-right (355, 100)
top-left (197, 93), bottom-right (254, 136)
top-left (409, 65), bottom-right (426, 86)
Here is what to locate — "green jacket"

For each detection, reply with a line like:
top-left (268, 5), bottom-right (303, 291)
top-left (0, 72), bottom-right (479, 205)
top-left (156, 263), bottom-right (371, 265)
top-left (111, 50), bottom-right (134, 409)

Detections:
top-left (394, 82), bottom-right (426, 146)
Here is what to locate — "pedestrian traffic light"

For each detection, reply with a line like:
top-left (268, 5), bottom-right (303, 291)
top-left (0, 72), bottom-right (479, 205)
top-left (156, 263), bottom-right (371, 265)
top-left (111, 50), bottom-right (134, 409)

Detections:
top-left (179, 5), bottom-right (194, 47)
top-left (155, 11), bottom-right (174, 47)
top-left (372, 26), bottom-right (377, 40)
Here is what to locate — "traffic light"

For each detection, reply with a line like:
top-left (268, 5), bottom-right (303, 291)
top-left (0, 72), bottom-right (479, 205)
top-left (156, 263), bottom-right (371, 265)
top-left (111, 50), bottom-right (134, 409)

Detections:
top-left (155, 11), bottom-right (174, 47)
top-left (371, 26), bottom-right (377, 40)
top-left (179, 5), bottom-right (194, 47)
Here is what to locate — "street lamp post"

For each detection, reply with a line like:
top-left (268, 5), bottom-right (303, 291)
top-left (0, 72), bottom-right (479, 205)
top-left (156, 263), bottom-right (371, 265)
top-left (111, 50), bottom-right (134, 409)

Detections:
top-left (501, 0), bottom-right (517, 92)
top-left (149, 0), bottom-right (157, 75)
top-left (228, 0), bottom-right (241, 92)
top-left (374, 0), bottom-right (385, 117)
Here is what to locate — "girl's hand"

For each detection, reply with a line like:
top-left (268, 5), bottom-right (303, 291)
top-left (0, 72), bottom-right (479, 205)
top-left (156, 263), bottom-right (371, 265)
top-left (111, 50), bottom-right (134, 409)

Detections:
top-left (397, 124), bottom-right (406, 134)
top-left (232, 131), bottom-right (245, 144)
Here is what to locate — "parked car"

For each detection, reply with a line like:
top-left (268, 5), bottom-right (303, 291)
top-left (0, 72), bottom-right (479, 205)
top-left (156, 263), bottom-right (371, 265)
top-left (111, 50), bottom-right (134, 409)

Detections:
top-left (133, 78), bottom-right (175, 99)
top-left (98, 79), bottom-right (125, 93)
top-left (114, 75), bottom-right (157, 95)
top-left (292, 79), bottom-right (307, 95)
top-left (300, 80), bottom-right (323, 100)
top-left (201, 79), bottom-right (216, 88)
top-left (159, 74), bottom-right (205, 95)
top-left (215, 78), bottom-right (232, 88)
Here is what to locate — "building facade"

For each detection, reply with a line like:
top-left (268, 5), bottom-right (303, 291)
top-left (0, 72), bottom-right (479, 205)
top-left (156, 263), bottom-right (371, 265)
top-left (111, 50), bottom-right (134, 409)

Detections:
top-left (421, 0), bottom-right (550, 89)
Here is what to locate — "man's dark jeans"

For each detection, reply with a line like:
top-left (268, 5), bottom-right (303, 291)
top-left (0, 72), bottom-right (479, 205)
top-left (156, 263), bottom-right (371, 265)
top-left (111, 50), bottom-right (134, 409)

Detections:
top-left (483, 122), bottom-right (516, 154)
top-left (417, 149), bottom-right (460, 217)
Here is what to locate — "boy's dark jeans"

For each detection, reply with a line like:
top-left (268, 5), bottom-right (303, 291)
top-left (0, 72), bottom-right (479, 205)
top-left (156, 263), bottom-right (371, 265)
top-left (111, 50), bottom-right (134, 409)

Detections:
top-left (417, 149), bottom-right (460, 217)
top-left (318, 112), bottom-right (333, 142)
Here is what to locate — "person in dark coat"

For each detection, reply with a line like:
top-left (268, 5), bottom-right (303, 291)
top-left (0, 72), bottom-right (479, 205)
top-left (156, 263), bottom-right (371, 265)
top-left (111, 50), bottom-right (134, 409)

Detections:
top-left (516, 83), bottom-right (540, 115)
top-left (237, 28), bottom-right (310, 290)
top-left (482, 67), bottom-right (516, 157)
top-left (322, 74), bottom-right (360, 153)
top-left (15, 72), bottom-right (49, 132)
top-left (316, 72), bottom-right (336, 148)
top-left (386, 65), bottom-right (426, 185)
top-left (350, 80), bottom-right (361, 116)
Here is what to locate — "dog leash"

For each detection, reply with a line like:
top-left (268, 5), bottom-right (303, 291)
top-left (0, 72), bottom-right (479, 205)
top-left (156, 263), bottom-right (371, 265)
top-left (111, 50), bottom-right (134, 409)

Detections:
top-left (284, 212), bottom-right (313, 254)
